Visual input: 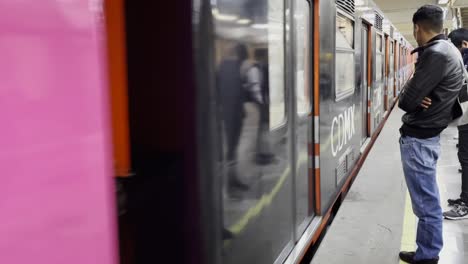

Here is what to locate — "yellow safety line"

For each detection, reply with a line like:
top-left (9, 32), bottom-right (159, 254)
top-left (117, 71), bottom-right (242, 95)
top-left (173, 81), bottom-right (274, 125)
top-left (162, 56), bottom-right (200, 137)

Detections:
top-left (223, 166), bottom-right (291, 248)
top-left (224, 154), bottom-right (308, 249)
top-left (229, 165), bottom-right (291, 235)
top-left (400, 191), bottom-right (416, 264)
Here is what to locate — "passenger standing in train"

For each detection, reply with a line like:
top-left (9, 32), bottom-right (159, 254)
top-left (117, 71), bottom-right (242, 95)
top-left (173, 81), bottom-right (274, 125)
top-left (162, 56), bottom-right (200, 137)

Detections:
top-left (242, 48), bottom-right (276, 165)
top-left (217, 43), bottom-right (250, 195)
top-left (442, 28), bottom-right (468, 220)
top-left (398, 5), bottom-right (464, 264)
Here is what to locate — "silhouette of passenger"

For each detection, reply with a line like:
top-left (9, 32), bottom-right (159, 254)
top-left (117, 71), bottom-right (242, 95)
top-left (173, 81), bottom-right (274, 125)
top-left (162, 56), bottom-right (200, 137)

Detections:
top-left (217, 43), bottom-right (249, 194)
top-left (242, 48), bottom-right (276, 165)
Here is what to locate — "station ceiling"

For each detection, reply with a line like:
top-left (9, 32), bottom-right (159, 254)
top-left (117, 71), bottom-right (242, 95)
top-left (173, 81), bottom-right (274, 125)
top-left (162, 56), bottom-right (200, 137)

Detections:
top-left (374, 0), bottom-right (468, 47)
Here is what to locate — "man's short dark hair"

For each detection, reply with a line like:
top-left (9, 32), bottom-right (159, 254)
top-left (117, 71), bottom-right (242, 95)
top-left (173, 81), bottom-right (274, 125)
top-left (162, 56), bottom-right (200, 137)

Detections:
top-left (412, 5), bottom-right (444, 33)
top-left (448, 28), bottom-right (468, 48)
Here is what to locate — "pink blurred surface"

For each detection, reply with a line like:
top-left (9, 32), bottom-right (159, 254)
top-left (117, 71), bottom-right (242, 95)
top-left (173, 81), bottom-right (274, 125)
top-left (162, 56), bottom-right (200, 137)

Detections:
top-left (0, 1), bottom-right (117, 263)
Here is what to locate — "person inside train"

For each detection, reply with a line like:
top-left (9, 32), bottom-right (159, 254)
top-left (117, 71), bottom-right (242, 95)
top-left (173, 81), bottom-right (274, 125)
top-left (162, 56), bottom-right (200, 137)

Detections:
top-left (242, 48), bottom-right (276, 165)
top-left (441, 28), bottom-right (468, 220)
top-left (398, 5), bottom-right (464, 264)
top-left (217, 43), bottom-right (250, 195)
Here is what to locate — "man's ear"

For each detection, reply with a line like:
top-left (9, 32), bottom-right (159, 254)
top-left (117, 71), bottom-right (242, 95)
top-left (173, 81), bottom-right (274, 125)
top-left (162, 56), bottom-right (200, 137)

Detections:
top-left (462, 40), bottom-right (468, 49)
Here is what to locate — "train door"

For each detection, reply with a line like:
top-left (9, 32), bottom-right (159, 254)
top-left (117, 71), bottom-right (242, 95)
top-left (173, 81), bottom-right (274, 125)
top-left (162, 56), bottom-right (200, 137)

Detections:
top-left (360, 23), bottom-right (369, 145)
top-left (372, 30), bottom-right (385, 130)
top-left (400, 46), bottom-right (404, 89)
top-left (292, 0), bottom-right (315, 239)
top-left (388, 40), bottom-right (395, 102)
top-left (395, 42), bottom-right (400, 95)
top-left (384, 35), bottom-right (390, 112)
top-left (209, 0), bottom-right (310, 263)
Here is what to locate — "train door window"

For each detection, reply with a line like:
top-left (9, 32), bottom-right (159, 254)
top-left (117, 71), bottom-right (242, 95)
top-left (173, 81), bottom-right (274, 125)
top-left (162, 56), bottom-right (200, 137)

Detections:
top-left (335, 13), bottom-right (355, 101)
top-left (293, 0), bottom-right (312, 238)
top-left (375, 34), bottom-right (383, 82)
top-left (389, 40), bottom-right (394, 93)
top-left (376, 34), bottom-right (382, 52)
top-left (389, 41), bottom-right (394, 75)
top-left (361, 23), bottom-right (369, 143)
top-left (212, 0), bottom-right (294, 263)
top-left (295, 2), bottom-right (311, 116)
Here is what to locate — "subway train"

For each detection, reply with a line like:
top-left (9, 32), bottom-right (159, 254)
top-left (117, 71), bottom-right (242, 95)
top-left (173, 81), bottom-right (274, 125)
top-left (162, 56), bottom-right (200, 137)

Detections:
top-left (1, 0), bottom-right (416, 264)
top-left (170, 0), bottom-right (415, 263)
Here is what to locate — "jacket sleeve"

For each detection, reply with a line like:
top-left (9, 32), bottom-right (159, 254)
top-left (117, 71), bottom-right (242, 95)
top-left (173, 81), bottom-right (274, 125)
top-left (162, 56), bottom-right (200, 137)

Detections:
top-left (398, 52), bottom-right (447, 113)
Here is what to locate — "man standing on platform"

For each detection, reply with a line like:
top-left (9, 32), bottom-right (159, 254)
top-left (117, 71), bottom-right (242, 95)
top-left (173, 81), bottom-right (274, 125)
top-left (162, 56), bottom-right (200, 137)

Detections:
top-left (443, 28), bottom-right (468, 220)
top-left (398, 5), bottom-right (464, 264)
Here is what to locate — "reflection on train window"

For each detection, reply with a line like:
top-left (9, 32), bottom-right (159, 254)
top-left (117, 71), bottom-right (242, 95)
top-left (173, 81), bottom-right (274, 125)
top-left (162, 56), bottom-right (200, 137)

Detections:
top-left (389, 41), bottom-right (394, 74)
top-left (335, 14), bottom-right (355, 100)
top-left (212, 1), bottom-right (292, 263)
top-left (336, 14), bottom-right (354, 49)
top-left (268, 13), bottom-right (286, 129)
top-left (295, 0), bottom-right (311, 116)
top-left (376, 34), bottom-right (382, 52)
top-left (376, 54), bottom-right (383, 81)
top-left (335, 52), bottom-right (355, 99)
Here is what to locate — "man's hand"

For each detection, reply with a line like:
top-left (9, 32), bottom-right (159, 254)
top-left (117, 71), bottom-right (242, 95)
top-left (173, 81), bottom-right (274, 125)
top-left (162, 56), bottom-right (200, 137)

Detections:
top-left (420, 97), bottom-right (432, 109)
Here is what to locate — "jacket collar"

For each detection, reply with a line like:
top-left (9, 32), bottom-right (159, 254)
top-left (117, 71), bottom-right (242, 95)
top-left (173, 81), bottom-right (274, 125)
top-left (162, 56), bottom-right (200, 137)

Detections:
top-left (411, 34), bottom-right (447, 55)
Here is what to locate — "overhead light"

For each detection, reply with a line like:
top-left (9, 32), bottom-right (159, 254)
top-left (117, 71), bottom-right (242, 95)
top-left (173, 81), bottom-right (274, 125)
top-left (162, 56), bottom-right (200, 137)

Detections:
top-left (236, 19), bottom-right (251, 25)
top-left (214, 13), bottom-right (239, 22)
top-left (438, 0), bottom-right (449, 5)
top-left (251, 24), bottom-right (269, 29)
top-left (211, 8), bottom-right (238, 21)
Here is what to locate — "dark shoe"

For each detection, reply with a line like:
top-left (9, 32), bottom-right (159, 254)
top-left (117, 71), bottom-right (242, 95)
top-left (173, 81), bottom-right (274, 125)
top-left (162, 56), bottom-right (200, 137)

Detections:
top-left (399, 251), bottom-right (439, 264)
top-left (227, 165), bottom-right (249, 191)
top-left (255, 153), bottom-right (278, 165)
top-left (228, 179), bottom-right (249, 191)
top-left (223, 228), bottom-right (234, 240)
top-left (448, 198), bottom-right (465, 207)
top-left (444, 203), bottom-right (468, 220)
top-left (400, 251), bottom-right (416, 263)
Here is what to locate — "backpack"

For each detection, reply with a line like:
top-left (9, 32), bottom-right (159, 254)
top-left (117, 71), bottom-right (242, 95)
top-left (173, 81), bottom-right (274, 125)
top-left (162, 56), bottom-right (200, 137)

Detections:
top-left (241, 62), bottom-right (264, 104)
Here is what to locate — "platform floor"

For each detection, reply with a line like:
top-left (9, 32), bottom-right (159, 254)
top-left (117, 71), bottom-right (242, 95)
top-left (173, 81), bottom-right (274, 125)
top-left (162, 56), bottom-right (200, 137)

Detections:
top-left (311, 107), bottom-right (468, 264)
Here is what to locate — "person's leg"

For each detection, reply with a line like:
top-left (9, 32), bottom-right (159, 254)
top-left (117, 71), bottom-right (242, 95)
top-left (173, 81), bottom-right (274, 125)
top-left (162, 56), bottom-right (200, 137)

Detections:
top-left (400, 136), bottom-right (443, 261)
top-left (445, 128), bottom-right (468, 220)
top-left (255, 103), bottom-right (274, 164)
top-left (458, 128), bottom-right (468, 203)
top-left (225, 116), bottom-right (248, 191)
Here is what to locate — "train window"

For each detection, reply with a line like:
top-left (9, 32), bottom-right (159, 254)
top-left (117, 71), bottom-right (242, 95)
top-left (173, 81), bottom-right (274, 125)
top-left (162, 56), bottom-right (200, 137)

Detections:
top-left (336, 14), bottom-right (354, 49)
top-left (295, 0), bottom-right (311, 115)
top-left (376, 55), bottom-right (383, 80)
top-left (212, 9), bottom-right (286, 131)
top-left (376, 34), bottom-right (382, 52)
top-left (212, 1), bottom-right (293, 263)
top-left (335, 52), bottom-right (355, 99)
top-left (375, 34), bottom-right (384, 82)
top-left (335, 13), bottom-right (355, 100)
top-left (389, 41), bottom-right (394, 74)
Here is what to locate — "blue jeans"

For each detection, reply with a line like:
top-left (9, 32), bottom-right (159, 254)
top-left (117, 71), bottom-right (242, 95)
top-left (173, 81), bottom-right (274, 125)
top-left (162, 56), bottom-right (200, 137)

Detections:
top-left (400, 135), bottom-right (443, 260)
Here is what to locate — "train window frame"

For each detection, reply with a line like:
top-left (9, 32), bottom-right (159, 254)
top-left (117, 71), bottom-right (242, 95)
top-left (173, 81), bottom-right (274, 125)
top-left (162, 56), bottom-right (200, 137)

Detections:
top-left (389, 39), bottom-right (394, 75)
top-left (294, 0), bottom-right (312, 117)
top-left (335, 9), bottom-right (356, 102)
top-left (268, 1), bottom-right (288, 131)
top-left (375, 32), bottom-right (384, 82)
top-left (376, 33), bottom-right (383, 52)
